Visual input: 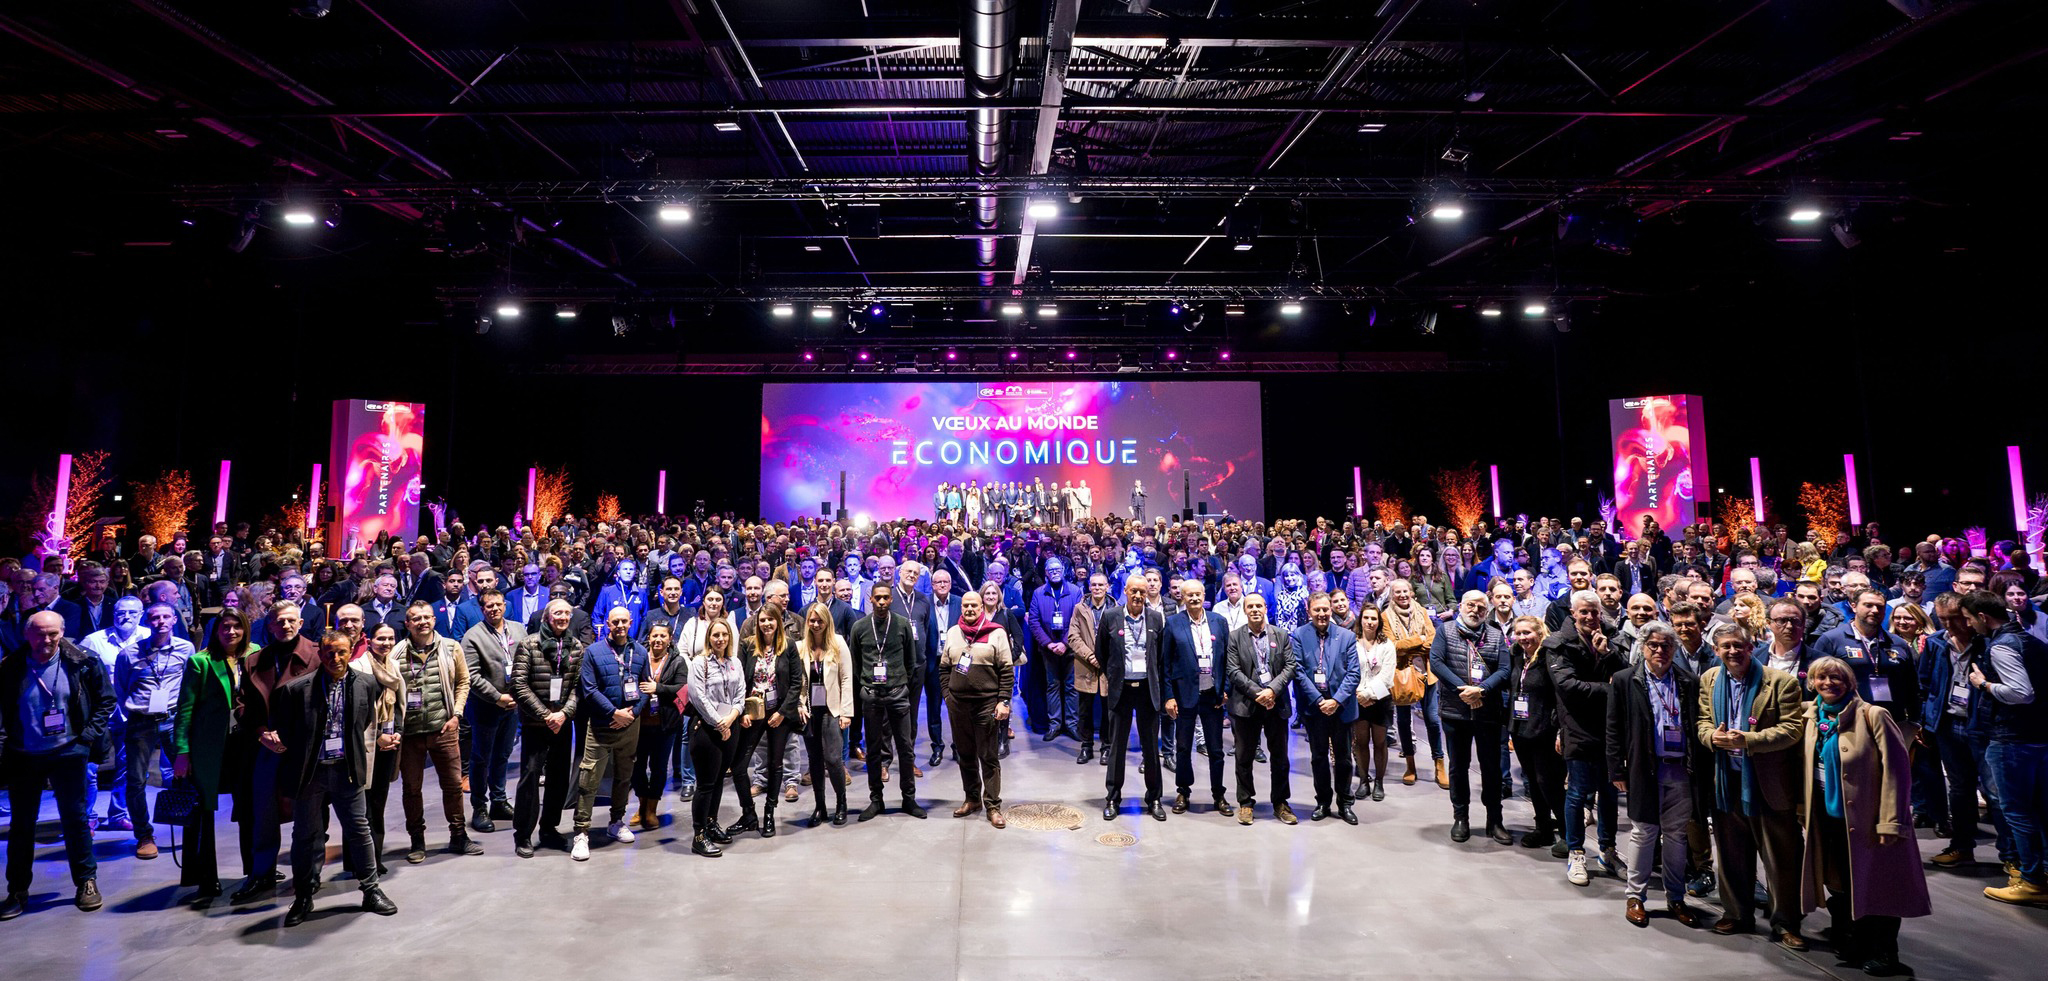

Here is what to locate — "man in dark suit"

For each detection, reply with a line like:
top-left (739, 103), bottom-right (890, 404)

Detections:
top-left (1291, 593), bottom-right (1360, 823)
top-left (1099, 570), bottom-right (1169, 822)
top-left (886, 564), bottom-right (933, 776)
top-left (363, 574), bottom-right (406, 634)
top-left (202, 536), bottom-right (236, 607)
top-left (849, 583), bottom-right (925, 821)
top-left (270, 631), bottom-right (397, 926)
top-left (921, 568), bottom-right (964, 767)
top-left (407, 553), bottom-right (444, 605)
top-left (18, 572), bottom-right (85, 643)
top-left (68, 563), bottom-right (120, 639)
top-left (1225, 593), bottom-right (1297, 823)
top-left (1163, 579), bottom-right (1232, 815)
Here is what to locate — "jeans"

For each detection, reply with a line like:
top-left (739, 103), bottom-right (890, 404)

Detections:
top-left (467, 701), bottom-right (518, 809)
top-left (1397, 683), bottom-right (1445, 760)
top-left (1626, 761), bottom-right (1695, 904)
top-left (1044, 653), bottom-right (1080, 734)
top-left (5, 744), bottom-right (96, 894)
top-left (95, 713), bottom-right (132, 821)
top-left (1564, 758), bottom-right (1618, 852)
top-left (671, 715), bottom-right (694, 785)
top-left (122, 710), bottom-right (175, 841)
top-left (1935, 723), bottom-right (1996, 854)
top-left (290, 763), bottom-right (377, 896)
top-left (1988, 740), bottom-right (2048, 886)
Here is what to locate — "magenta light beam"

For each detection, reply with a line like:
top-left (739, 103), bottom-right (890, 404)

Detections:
top-left (657, 470), bottom-right (668, 515)
top-left (1352, 466), bottom-right (1364, 518)
top-left (2010, 446), bottom-right (2028, 536)
top-left (53, 452), bottom-right (72, 532)
top-left (1844, 453), bottom-right (1862, 527)
top-left (1489, 465), bottom-right (1502, 517)
top-left (526, 467), bottom-right (538, 518)
top-left (213, 460), bottom-right (232, 526)
top-left (1750, 457), bottom-right (1764, 524)
top-left (308, 464), bottom-right (322, 531)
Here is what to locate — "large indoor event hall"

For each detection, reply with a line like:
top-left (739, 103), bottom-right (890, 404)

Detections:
top-left (3, 1), bottom-right (2046, 979)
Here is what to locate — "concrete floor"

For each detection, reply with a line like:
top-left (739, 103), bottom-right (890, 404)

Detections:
top-left (4, 708), bottom-right (2044, 981)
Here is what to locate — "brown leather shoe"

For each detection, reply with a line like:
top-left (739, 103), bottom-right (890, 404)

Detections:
top-left (1776, 929), bottom-right (1809, 952)
top-left (1171, 793), bottom-right (1189, 814)
top-left (1434, 759), bottom-right (1449, 790)
top-left (1625, 897), bottom-right (1649, 927)
top-left (75, 880), bottom-right (102, 912)
top-left (952, 801), bottom-right (982, 818)
top-left (134, 839), bottom-right (159, 860)
top-left (1236, 806), bottom-right (1254, 826)
top-left (1667, 902), bottom-right (1701, 928)
top-left (1274, 803), bottom-right (1299, 825)
top-left (1402, 757), bottom-right (1417, 785)
top-left (1713, 916), bottom-right (1753, 936)
top-left (988, 807), bottom-right (1006, 829)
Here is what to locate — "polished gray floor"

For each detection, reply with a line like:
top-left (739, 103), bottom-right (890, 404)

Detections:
top-left (4, 708), bottom-right (2044, 980)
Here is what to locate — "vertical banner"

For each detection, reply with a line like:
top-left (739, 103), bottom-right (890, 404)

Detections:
top-left (214, 460), bottom-right (232, 526)
top-left (1608, 394), bottom-right (1707, 538)
top-left (329, 399), bottom-right (426, 555)
top-left (1844, 454), bottom-right (1863, 527)
top-left (307, 463), bottom-right (323, 533)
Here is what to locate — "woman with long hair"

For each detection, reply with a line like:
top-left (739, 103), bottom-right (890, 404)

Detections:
top-left (677, 586), bottom-right (736, 658)
top-left (1506, 615), bottom-right (1566, 855)
top-left (1410, 544), bottom-right (1454, 614)
top-left (979, 580), bottom-right (1027, 752)
top-left (1349, 604), bottom-right (1396, 802)
top-left (796, 602), bottom-right (854, 826)
top-left (353, 621), bottom-right (406, 875)
top-left (171, 609), bottom-right (260, 904)
top-left (732, 608), bottom-right (801, 838)
top-left (686, 619), bottom-right (746, 857)
top-left (627, 622), bottom-right (687, 832)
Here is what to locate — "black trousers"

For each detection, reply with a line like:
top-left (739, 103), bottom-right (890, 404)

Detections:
top-left (513, 722), bottom-right (578, 841)
top-left (862, 685), bottom-right (917, 800)
top-left (1173, 690), bottom-right (1228, 799)
top-left (1077, 690), bottom-right (1100, 744)
top-left (689, 724), bottom-right (743, 830)
top-left (632, 724), bottom-right (675, 798)
top-left (1302, 711), bottom-right (1354, 807)
top-left (924, 660), bottom-right (948, 747)
top-left (1514, 729), bottom-right (1567, 834)
top-left (948, 694), bottom-right (1004, 807)
top-left (1104, 681), bottom-right (1162, 804)
top-left (180, 736), bottom-right (252, 888)
top-left (804, 712), bottom-right (847, 809)
top-left (1234, 705), bottom-right (1291, 806)
top-left (1443, 716), bottom-right (1505, 822)
top-left (364, 749), bottom-right (396, 863)
top-left (732, 720), bottom-right (793, 818)
top-left (289, 763), bottom-right (376, 897)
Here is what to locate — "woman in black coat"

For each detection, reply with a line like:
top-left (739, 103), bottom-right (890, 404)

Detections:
top-left (1508, 615), bottom-right (1567, 855)
top-left (627, 622), bottom-right (689, 832)
top-left (732, 614), bottom-right (802, 838)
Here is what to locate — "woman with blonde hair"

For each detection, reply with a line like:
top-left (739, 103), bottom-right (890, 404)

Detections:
top-left (1732, 593), bottom-right (1771, 643)
top-left (1506, 615), bottom-right (1566, 854)
top-left (685, 619), bottom-right (746, 857)
top-left (796, 602), bottom-right (854, 826)
top-left (1799, 655), bottom-right (1929, 976)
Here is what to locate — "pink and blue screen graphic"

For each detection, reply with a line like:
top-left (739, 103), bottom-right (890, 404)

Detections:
top-left (761, 381), bottom-right (1265, 521)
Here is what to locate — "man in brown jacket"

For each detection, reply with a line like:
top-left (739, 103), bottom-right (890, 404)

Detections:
top-left (1696, 620), bottom-right (1809, 950)
top-left (1382, 580), bottom-right (1445, 789)
top-left (1063, 573), bottom-right (1114, 765)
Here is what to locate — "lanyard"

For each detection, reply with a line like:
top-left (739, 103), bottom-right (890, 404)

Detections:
top-left (31, 660), bottom-right (62, 698)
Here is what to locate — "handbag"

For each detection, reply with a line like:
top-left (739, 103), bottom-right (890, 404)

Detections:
top-left (743, 695), bottom-right (766, 721)
top-left (154, 774), bottom-right (200, 826)
top-left (1391, 666), bottom-right (1425, 706)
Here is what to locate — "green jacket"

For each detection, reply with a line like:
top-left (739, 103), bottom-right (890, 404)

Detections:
top-left (173, 643), bottom-right (256, 808)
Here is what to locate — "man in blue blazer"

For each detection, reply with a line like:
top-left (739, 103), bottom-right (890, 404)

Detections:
top-left (1223, 552), bottom-right (1278, 612)
top-left (1163, 579), bottom-right (1232, 814)
top-left (1290, 593), bottom-right (1360, 823)
top-left (1099, 570), bottom-right (1170, 822)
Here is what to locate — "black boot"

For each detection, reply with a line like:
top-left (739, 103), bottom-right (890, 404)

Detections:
top-left (811, 802), bottom-right (829, 827)
top-left (832, 794), bottom-right (849, 826)
top-left (761, 805), bottom-right (778, 838)
top-left (692, 827), bottom-right (723, 857)
top-left (1371, 779), bottom-right (1385, 802)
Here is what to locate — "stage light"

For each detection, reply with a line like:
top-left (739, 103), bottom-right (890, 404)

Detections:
top-left (771, 303), bottom-right (795, 318)
top-left (1357, 121), bottom-right (1387, 133)
top-left (1523, 302), bottom-right (1548, 316)
top-left (1479, 304), bottom-right (1502, 317)
top-left (1280, 300), bottom-right (1303, 316)
top-left (804, 244), bottom-right (823, 252)
top-left (556, 305), bottom-right (578, 320)
top-left (1219, 349), bottom-right (1231, 360)
top-left (496, 302), bottom-right (523, 318)
top-left (1903, 486), bottom-right (1913, 494)
top-left (282, 206), bottom-right (317, 226)
top-left (856, 350), bottom-right (870, 362)
top-left (112, 494), bottom-right (122, 502)
top-left (1164, 349), bottom-right (1178, 361)
top-left (1233, 242), bottom-right (1254, 252)
top-left (658, 202), bottom-right (693, 223)
top-left (801, 349), bottom-right (815, 361)
top-left (868, 303), bottom-right (886, 317)
top-left (474, 315), bottom-right (493, 335)
top-left (809, 304), bottom-right (834, 320)
top-left (1427, 203), bottom-right (1465, 221)
top-left (1787, 206), bottom-right (1823, 222)
top-left (1001, 302), bottom-right (1024, 318)
top-left (1026, 200), bottom-right (1059, 219)
top-left (1007, 349), bottom-right (1020, 361)
top-left (1225, 303), bottom-right (1246, 317)
top-left (712, 119), bottom-right (742, 133)
top-left (945, 349), bottom-right (958, 361)
top-left (290, 0), bottom-right (332, 17)
top-left (1585, 478), bottom-right (1595, 485)
top-left (1064, 349), bottom-right (1077, 361)
top-left (1226, 207), bottom-right (1260, 251)
top-left (1168, 300), bottom-right (1185, 316)
top-left (1037, 303), bottom-right (1058, 317)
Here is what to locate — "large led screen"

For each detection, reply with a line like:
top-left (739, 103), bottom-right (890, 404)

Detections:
top-left (761, 381), bottom-right (1264, 524)
top-left (329, 398), bottom-right (425, 554)
top-left (1609, 394), bottom-right (1707, 538)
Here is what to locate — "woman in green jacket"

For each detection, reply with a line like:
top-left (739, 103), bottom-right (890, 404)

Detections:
top-left (172, 608), bottom-right (260, 905)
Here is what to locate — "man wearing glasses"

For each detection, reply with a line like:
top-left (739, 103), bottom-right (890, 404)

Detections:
top-left (1759, 599), bottom-right (1816, 690)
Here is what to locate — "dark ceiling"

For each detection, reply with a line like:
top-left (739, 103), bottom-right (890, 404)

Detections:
top-left (3, 0), bottom-right (2042, 358)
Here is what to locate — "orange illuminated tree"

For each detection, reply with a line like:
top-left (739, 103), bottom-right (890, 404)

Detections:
top-left (271, 486), bottom-right (308, 537)
top-left (13, 449), bottom-right (113, 561)
top-left (1715, 491), bottom-right (1776, 537)
top-left (531, 466), bottom-right (573, 534)
top-left (1432, 463), bottom-right (1486, 535)
top-left (1797, 480), bottom-right (1848, 551)
top-left (133, 469), bottom-right (197, 546)
top-left (1363, 479), bottom-right (1407, 531)
top-left (595, 493), bottom-right (621, 524)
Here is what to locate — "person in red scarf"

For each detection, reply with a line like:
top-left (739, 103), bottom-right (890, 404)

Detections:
top-left (940, 590), bottom-right (1016, 827)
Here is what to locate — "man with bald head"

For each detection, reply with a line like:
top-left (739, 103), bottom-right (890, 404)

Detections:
top-left (2, 611), bottom-right (117, 918)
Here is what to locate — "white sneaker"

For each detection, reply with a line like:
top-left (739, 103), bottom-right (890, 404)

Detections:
top-left (1567, 850), bottom-right (1590, 886)
top-left (570, 832), bottom-right (591, 861)
top-left (608, 820), bottom-right (635, 844)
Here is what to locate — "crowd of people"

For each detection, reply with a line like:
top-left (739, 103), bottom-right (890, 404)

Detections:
top-left (2, 503), bottom-right (2044, 976)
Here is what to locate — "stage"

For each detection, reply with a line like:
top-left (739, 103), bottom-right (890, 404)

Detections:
top-left (5, 708), bottom-right (2042, 981)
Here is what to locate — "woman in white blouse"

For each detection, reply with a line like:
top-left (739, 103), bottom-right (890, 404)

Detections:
top-left (684, 619), bottom-right (745, 857)
top-left (1349, 603), bottom-right (1397, 803)
top-left (676, 587), bottom-right (739, 658)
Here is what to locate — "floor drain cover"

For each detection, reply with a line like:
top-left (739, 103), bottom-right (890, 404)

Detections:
top-left (1004, 803), bottom-right (1086, 831)
top-left (1095, 832), bottom-right (1137, 847)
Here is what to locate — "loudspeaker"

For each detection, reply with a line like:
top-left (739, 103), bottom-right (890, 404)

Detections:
top-left (1197, 502), bottom-right (1209, 515)
top-left (821, 502), bottom-right (833, 517)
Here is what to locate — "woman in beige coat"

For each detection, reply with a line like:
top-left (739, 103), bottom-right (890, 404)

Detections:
top-left (795, 603), bottom-right (854, 827)
top-left (1799, 655), bottom-right (1930, 977)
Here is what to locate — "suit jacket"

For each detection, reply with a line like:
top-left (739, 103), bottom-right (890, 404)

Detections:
top-left (1224, 622), bottom-right (1297, 717)
top-left (1097, 605), bottom-right (1167, 710)
top-left (1289, 623), bottom-right (1361, 723)
top-left (892, 590), bottom-right (933, 676)
top-left (1606, 662), bottom-right (1703, 823)
top-left (461, 620), bottom-right (528, 708)
top-left (271, 668), bottom-right (375, 793)
top-left (73, 593), bottom-right (120, 639)
top-left (1162, 608), bottom-right (1231, 708)
top-left (1696, 663), bottom-right (1807, 814)
top-left (923, 593), bottom-right (964, 671)
top-left (411, 569), bottom-right (445, 604)
top-left (242, 633), bottom-right (320, 734)
top-left (363, 599), bottom-right (407, 634)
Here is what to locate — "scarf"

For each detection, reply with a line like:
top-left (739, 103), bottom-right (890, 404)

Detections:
top-left (1814, 697), bottom-right (1848, 819)
top-left (363, 649), bottom-right (404, 725)
top-left (1711, 666), bottom-right (1762, 817)
top-left (959, 613), bottom-right (1001, 646)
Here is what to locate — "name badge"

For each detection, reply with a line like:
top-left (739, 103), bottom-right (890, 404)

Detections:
top-left (1660, 725), bottom-right (1683, 756)
top-left (1198, 652), bottom-right (1212, 675)
top-left (811, 683), bottom-right (828, 706)
top-left (1051, 612), bottom-right (1063, 629)
top-left (1313, 671), bottom-right (1327, 687)
top-left (1468, 657), bottom-right (1485, 682)
top-left (957, 656), bottom-right (972, 674)
top-left (548, 678), bottom-right (563, 702)
top-left (41, 708), bottom-right (66, 735)
top-left (1948, 680), bottom-right (1970, 713)
top-left (1869, 676), bottom-right (1893, 703)
top-left (875, 661), bottom-right (888, 683)
top-left (406, 688), bottom-right (424, 710)
top-left (147, 685), bottom-right (172, 716)
top-left (1728, 746), bottom-right (1745, 760)
top-left (322, 735), bottom-right (344, 761)
top-left (623, 679), bottom-right (639, 702)
top-left (1512, 696), bottom-right (1530, 720)
top-left (1258, 671), bottom-right (1271, 684)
